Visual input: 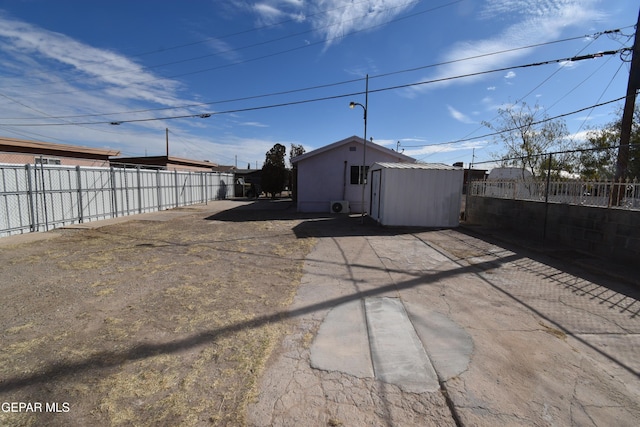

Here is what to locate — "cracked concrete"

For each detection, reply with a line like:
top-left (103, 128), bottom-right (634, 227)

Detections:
top-left (248, 221), bottom-right (640, 426)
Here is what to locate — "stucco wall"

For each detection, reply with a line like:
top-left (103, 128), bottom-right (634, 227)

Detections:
top-left (466, 195), bottom-right (640, 264)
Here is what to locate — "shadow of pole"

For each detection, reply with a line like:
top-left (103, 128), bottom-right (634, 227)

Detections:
top-left (0, 254), bottom-right (520, 394)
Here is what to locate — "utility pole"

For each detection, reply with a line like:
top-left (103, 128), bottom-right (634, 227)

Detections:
top-left (614, 8), bottom-right (640, 204)
top-left (166, 128), bottom-right (169, 158)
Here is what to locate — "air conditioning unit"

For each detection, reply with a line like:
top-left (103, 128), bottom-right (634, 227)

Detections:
top-left (330, 200), bottom-right (349, 214)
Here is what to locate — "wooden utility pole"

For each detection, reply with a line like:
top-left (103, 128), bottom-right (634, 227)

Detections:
top-left (614, 9), bottom-right (640, 203)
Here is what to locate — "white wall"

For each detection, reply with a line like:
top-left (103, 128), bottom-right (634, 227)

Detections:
top-left (374, 167), bottom-right (463, 227)
top-left (296, 140), bottom-right (412, 213)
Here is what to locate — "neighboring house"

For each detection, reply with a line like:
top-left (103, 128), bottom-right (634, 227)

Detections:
top-left (291, 135), bottom-right (415, 213)
top-left (112, 155), bottom-right (219, 172)
top-left (0, 136), bottom-right (120, 167)
top-left (485, 167), bottom-right (535, 199)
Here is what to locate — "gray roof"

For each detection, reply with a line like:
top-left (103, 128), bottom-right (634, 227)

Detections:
top-left (373, 162), bottom-right (462, 170)
top-left (292, 135), bottom-right (415, 164)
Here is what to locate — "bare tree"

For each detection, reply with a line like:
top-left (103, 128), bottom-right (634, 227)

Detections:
top-left (482, 102), bottom-right (575, 179)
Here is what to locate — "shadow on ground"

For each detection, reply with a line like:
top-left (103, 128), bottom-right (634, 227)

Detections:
top-left (2, 199), bottom-right (637, 396)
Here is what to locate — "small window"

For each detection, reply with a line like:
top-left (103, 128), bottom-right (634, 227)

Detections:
top-left (35, 157), bottom-right (61, 165)
top-left (349, 146), bottom-right (356, 152)
top-left (350, 165), bottom-right (369, 185)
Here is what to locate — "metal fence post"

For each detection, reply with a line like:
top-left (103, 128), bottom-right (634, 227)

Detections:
top-left (136, 166), bottom-right (142, 214)
top-left (38, 158), bottom-right (49, 232)
top-left (123, 168), bottom-right (130, 215)
top-left (25, 164), bottom-right (37, 232)
top-left (543, 154), bottom-right (552, 239)
top-left (173, 170), bottom-right (178, 208)
top-left (76, 165), bottom-right (84, 223)
top-left (156, 169), bottom-right (162, 211)
top-left (110, 167), bottom-right (118, 218)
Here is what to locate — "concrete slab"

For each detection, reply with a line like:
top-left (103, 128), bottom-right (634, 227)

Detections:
top-left (309, 300), bottom-right (374, 378)
top-left (365, 297), bottom-right (439, 393)
top-left (403, 301), bottom-right (473, 381)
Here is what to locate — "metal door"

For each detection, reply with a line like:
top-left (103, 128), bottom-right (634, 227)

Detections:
top-left (370, 169), bottom-right (381, 220)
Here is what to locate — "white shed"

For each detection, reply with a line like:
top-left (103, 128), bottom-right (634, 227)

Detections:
top-left (369, 162), bottom-right (464, 227)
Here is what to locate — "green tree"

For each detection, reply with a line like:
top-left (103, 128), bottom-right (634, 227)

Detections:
top-left (289, 144), bottom-right (305, 201)
top-left (261, 143), bottom-right (287, 198)
top-left (482, 101), bottom-right (575, 179)
top-left (289, 143), bottom-right (305, 168)
top-left (580, 106), bottom-right (640, 180)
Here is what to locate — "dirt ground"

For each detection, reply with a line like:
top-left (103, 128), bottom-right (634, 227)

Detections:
top-left (0, 201), bottom-right (316, 426)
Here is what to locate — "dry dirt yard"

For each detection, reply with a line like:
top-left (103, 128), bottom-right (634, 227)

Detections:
top-left (0, 201), bottom-right (316, 426)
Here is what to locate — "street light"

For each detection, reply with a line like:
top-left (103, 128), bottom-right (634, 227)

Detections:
top-left (349, 100), bottom-right (367, 221)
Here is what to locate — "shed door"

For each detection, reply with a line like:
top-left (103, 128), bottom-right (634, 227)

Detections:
top-left (370, 169), bottom-right (381, 220)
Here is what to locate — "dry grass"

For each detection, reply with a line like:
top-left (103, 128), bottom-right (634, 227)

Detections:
top-left (0, 207), bottom-right (316, 426)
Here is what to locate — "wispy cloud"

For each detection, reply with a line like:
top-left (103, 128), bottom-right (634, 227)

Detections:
top-left (447, 105), bottom-right (475, 124)
top-left (247, 0), bottom-right (418, 48)
top-left (0, 12), bottom-right (218, 158)
top-left (311, 0), bottom-right (419, 49)
top-left (406, 0), bottom-right (605, 95)
top-left (404, 140), bottom-right (488, 158)
top-left (206, 38), bottom-right (243, 63)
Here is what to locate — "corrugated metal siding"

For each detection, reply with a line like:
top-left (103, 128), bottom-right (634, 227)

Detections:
top-left (0, 164), bottom-right (234, 237)
top-left (371, 164), bottom-right (463, 227)
top-left (375, 162), bottom-right (461, 170)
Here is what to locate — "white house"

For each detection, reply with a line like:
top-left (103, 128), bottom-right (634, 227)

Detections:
top-left (292, 136), bottom-right (415, 213)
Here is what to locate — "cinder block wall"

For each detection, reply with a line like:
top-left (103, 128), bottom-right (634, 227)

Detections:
top-left (466, 196), bottom-right (640, 264)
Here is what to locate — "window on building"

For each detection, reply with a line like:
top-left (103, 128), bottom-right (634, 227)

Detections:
top-left (35, 157), bottom-right (62, 165)
top-left (350, 165), bottom-right (369, 185)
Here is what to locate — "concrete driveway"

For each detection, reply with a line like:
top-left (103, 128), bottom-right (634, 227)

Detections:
top-left (249, 215), bottom-right (640, 426)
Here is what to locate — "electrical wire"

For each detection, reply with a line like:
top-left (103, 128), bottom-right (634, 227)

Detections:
top-left (4, 28), bottom-right (628, 122)
top-left (7, 0), bottom-right (454, 94)
top-left (3, 48), bottom-right (624, 127)
top-left (401, 95), bottom-right (628, 149)
top-left (7, 0), bottom-right (414, 83)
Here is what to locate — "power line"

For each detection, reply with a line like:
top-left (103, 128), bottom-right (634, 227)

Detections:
top-left (0, 49), bottom-right (627, 127)
top-left (3, 0), bottom-right (387, 86)
top-left (401, 96), bottom-right (628, 149)
top-left (10, 0), bottom-right (454, 95)
top-left (5, 29), bottom-right (628, 122)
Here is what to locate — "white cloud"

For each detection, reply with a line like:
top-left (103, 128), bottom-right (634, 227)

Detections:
top-left (504, 71), bottom-right (516, 79)
top-left (240, 121), bottom-right (269, 127)
top-left (0, 13), bottom-right (222, 160)
top-left (207, 38), bottom-right (242, 63)
top-left (403, 140), bottom-right (488, 158)
top-left (405, 0), bottom-right (605, 95)
top-left (247, 0), bottom-right (418, 48)
top-left (487, 86), bottom-right (496, 91)
top-left (447, 105), bottom-right (475, 124)
top-left (311, 0), bottom-right (418, 49)
top-left (0, 15), bottom-right (192, 111)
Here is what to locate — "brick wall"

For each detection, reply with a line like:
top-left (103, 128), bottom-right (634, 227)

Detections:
top-left (466, 196), bottom-right (640, 264)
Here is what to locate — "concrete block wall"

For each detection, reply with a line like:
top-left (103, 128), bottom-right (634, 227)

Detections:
top-left (466, 196), bottom-right (640, 265)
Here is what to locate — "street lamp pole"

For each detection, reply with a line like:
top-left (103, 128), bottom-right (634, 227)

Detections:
top-left (349, 74), bottom-right (369, 222)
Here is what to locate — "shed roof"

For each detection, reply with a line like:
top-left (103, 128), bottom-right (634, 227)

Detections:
top-left (0, 136), bottom-right (120, 158)
top-left (292, 135), bottom-right (415, 164)
top-left (374, 162), bottom-right (462, 170)
top-left (112, 155), bottom-right (218, 169)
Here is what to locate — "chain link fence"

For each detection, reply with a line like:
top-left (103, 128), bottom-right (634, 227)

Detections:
top-left (467, 144), bottom-right (640, 210)
top-left (0, 163), bottom-right (234, 237)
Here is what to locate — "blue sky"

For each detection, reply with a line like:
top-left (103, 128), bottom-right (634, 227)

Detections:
top-left (0, 0), bottom-right (636, 168)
